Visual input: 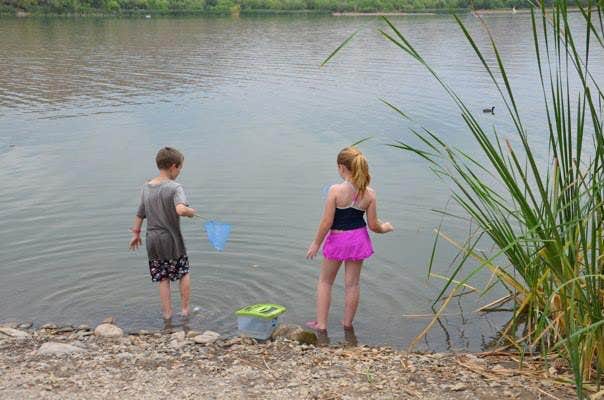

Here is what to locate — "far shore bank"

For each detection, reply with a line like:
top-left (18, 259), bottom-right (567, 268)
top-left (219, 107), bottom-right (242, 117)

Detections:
top-left (0, 6), bottom-right (585, 18)
top-left (0, 320), bottom-right (580, 399)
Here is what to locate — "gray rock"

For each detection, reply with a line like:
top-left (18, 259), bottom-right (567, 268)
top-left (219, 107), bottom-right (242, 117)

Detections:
top-left (18, 322), bottom-right (33, 329)
top-left (0, 327), bottom-right (31, 339)
top-left (37, 342), bottom-right (86, 355)
top-left (94, 323), bottom-right (123, 338)
top-left (77, 324), bottom-right (90, 331)
top-left (41, 323), bottom-right (57, 330)
top-left (0, 322), bottom-right (19, 329)
top-left (169, 339), bottom-right (188, 349)
top-left (186, 330), bottom-right (200, 339)
top-left (101, 316), bottom-right (115, 325)
top-left (56, 326), bottom-right (75, 333)
top-left (192, 331), bottom-right (220, 345)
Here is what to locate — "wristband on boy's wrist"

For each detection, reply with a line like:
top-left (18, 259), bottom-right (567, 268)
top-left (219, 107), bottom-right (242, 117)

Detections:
top-left (130, 228), bottom-right (141, 234)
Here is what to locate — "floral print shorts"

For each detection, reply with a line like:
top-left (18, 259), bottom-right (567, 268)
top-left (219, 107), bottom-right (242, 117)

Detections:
top-left (148, 255), bottom-right (190, 282)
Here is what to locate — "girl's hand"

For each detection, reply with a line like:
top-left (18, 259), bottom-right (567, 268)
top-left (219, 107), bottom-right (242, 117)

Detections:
top-left (381, 221), bottom-right (394, 233)
top-left (306, 241), bottom-right (320, 259)
top-left (129, 235), bottom-right (142, 251)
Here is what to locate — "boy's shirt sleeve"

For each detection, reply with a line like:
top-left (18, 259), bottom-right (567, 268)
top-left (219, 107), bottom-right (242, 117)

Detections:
top-left (174, 185), bottom-right (189, 207)
top-left (136, 188), bottom-right (146, 218)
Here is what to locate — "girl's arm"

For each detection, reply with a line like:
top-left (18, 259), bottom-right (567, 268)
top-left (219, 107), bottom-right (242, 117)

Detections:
top-left (366, 194), bottom-right (394, 234)
top-left (129, 216), bottom-right (144, 250)
top-left (306, 186), bottom-right (337, 259)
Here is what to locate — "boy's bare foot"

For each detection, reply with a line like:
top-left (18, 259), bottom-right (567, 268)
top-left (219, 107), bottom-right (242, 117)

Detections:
top-left (180, 308), bottom-right (189, 318)
top-left (162, 317), bottom-right (174, 333)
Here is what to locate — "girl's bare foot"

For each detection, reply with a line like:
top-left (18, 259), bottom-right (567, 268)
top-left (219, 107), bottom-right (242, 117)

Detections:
top-left (340, 320), bottom-right (354, 331)
top-left (180, 308), bottom-right (189, 318)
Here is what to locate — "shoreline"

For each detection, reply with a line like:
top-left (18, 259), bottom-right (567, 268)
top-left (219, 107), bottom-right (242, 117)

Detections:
top-left (0, 6), bottom-right (584, 18)
top-left (0, 320), bottom-right (578, 399)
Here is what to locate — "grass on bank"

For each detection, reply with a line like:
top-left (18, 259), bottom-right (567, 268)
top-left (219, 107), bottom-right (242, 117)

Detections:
top-left (375, 1), bottom-right (602, 398)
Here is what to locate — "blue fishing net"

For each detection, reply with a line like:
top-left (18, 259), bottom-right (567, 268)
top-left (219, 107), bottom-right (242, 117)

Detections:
top-left (204, 221), bottom-right (231, 251)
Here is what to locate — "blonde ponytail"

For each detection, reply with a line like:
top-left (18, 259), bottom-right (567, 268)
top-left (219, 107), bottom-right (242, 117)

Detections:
top-left (337, 147), bottom-right (371, 196)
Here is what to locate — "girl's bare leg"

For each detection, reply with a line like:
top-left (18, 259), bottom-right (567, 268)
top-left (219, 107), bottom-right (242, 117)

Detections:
top-left (316, 258), bottom-right (342, 330)
top-left (179, 273), bottom-right (190, 317)
top-left (342, 260), bottom-right (363, 328)
top-left (159, 280), bottom-right (172, 320)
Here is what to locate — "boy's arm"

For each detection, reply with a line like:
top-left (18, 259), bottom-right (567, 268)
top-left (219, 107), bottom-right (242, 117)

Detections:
top-left (176, 203), bottom-right (196, 218)
top-left (174, 185), bottom-right (196, 218)
top-left (129, 216), bottom-right (144, 251)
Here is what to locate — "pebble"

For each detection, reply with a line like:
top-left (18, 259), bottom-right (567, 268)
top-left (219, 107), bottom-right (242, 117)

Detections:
top-left (192, 331), bottom-right (221, 345)
top-left (94, 323), bottom-right (123, 338)
top-left (186, 330), bottom-right (200, 339)
top-left (171, 331), bottom-right (186, 341)
top-left (78, 324), bottom-right (91, 331)
top-left (169, 339), bottom-right (186, 349)
top-left (37, 342), bottom-right (86, 355)
top-left (0, 327), bottom-right (31, 339)
top-left (18, 322), bottom-right (33, 329)
top-left (41, 323), bottom-right (57, 330)
top-left (450, 382), bottom-right (468, 391)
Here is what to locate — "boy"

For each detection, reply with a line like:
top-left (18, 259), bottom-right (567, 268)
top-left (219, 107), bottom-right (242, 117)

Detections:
top-left (129, 147), bottom-right (196, 321)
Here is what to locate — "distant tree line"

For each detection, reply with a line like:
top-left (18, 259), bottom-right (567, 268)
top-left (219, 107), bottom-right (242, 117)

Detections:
top-left (0, 0), bottom-right (582, 15)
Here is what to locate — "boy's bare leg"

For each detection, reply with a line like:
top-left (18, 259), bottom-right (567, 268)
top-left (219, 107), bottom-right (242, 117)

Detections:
top-left (159, 280), bottom-right (172, 320)
top-left (179, 273), bottom-right (190, 317)
top-left (316, 259), bottom-right (342, 330)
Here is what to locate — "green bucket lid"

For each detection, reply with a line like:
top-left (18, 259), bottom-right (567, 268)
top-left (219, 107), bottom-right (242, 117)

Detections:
top-left (235, 303), bottom-right (287, 319)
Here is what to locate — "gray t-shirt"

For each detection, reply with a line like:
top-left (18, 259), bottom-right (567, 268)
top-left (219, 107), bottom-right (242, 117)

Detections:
top-left (137, 180), bottom-right (188, 261)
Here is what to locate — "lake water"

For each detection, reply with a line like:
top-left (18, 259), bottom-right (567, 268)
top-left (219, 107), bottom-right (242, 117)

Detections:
top-left (1, 13), bottom-right (601, 350)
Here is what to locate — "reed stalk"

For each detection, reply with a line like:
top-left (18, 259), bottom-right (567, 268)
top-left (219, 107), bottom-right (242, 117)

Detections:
top-left (323, 1), bottom-right (604, 396)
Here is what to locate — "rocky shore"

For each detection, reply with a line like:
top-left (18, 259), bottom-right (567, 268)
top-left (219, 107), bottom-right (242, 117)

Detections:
top-left (0, 320), bottom-right (578, 399)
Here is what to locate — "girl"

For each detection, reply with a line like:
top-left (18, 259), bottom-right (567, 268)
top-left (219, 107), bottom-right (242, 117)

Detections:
top-left (306, 146), bottom-right (394, 337)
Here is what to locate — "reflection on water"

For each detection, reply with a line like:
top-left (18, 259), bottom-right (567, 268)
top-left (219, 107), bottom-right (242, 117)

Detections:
top-left (1, 14), bottom-right (602, 350)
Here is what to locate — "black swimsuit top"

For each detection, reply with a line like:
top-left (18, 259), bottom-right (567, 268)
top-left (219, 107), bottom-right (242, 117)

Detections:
top-left (331, 188), bottom-right (366, 231)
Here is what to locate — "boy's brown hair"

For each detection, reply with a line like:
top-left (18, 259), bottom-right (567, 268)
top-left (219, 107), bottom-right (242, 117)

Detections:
top-left (156, 147), bottom-right (184, 170)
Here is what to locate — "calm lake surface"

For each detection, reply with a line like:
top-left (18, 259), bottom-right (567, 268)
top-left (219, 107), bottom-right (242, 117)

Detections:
top-left (1, 13), bottom-right (602, 350)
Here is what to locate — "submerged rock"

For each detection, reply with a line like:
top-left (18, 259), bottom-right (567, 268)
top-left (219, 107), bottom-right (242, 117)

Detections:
top-left (101, 316), bottom-right (116, 325)
top-left (37, 342), bottom-right (86, 356)
top-left (94, 323), bottom-right (123, 338)
top-left (272, 324), bottom-right (317, 345)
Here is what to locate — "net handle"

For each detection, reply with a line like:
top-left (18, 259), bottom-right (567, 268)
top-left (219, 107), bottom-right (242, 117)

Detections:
top-left (193, 213), bottom-right (207, 220)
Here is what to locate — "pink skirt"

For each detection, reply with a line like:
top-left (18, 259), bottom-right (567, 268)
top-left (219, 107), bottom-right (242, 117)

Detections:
top-left (323, 226), bottom-right (374, 261)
